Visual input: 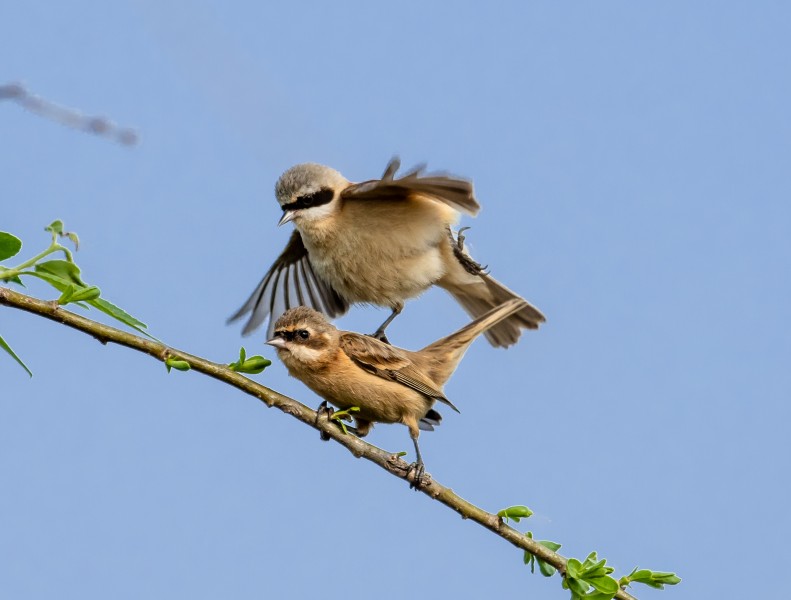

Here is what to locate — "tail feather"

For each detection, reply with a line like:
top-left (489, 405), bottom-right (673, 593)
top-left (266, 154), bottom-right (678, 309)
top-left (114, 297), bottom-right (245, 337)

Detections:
top-left (419, 408), bottom-right (443, 431)
top-left (420, 298), bottom-right (531, 384)
top-left (442, 274), bottom-right (545, 348)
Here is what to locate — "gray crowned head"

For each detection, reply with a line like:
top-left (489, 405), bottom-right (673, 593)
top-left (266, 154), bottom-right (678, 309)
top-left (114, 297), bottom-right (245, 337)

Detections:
top-left (275, 163), bottom-right (349, 226)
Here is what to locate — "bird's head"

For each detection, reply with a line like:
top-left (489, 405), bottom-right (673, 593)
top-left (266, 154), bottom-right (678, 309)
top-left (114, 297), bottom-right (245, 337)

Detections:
top-left (266, 306), bottom-right (338, 368)
top-left (275, 163), bottom-right (347, 227)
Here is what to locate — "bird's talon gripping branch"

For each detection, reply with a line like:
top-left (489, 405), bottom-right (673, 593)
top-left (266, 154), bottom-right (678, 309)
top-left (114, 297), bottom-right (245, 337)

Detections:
top-left (408, 461), bottom-right (427, 490)
top-left (315, 400), bottom-right (334, 441)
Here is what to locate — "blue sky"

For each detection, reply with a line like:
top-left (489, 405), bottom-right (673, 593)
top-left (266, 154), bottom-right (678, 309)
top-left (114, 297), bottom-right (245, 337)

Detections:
top-left (2, 2), bottom-right (789, 598)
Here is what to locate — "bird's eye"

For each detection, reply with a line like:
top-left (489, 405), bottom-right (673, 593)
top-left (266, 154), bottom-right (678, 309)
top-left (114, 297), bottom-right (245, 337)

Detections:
top-left (298, 329), bottom-right (310, 340)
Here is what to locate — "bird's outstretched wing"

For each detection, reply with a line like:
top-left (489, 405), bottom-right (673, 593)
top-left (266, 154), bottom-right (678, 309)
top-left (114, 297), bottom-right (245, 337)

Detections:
top-left (341, 157), bottom-right (480, 217)
top-left (339, 332), bottom-right (460, 413)
top-left (228, 230), bottom-right (348, 337)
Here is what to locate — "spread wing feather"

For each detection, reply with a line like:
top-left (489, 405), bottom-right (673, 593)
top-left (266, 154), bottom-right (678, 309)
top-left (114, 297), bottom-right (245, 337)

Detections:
top-left (228, 230), bottom-right (348, 337)
top-left (342, 157), bottom-right (479, 217)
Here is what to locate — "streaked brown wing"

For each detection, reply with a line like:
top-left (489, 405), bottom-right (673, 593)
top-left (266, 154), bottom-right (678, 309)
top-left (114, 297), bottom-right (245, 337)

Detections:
top-left (341, 157), bottom-right (480, 217)
top-left (228, 230), bottom-right (348, 337)
top-left (339, 332), bottom-right (460, 413)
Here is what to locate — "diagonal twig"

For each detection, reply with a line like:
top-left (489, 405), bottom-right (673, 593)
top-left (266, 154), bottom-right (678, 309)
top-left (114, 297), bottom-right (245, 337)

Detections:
top-left (1, 82), bottom-right (139, 146)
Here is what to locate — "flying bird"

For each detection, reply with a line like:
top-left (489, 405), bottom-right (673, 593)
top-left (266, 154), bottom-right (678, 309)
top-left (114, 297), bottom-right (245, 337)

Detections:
top-left (230, 157), bottom-right (545, 347)
top-left (265, 298), bottom-right (530, 487)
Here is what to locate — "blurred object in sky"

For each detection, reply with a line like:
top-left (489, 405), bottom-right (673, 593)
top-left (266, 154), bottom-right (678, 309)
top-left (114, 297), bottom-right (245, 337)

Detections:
top-left (1, 81), bottom-right (139, 146)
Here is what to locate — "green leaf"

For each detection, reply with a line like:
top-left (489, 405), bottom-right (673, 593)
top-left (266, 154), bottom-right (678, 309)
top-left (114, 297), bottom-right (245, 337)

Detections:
top-left (26, 268), bottom-right (153, 339)
top-left (229, 347), bottom-right (271, 374)
top-left (539, 539), bottom-right (561, 552)
top-left (66, 232), bottom-right (80, 250)
top-left (21, 270), bottom-right (70, 290)
top-left (0, 232), bottom-right (22, 261)
top-left (627, 569), bottom-right (652, 583)
top-left (497, 505), bottom-right (533, 522)
top-left (0, 266), bottom-right (24, 286)
top-left (566, 577), bottom-right (589, 596)
top-left (239, 356), bottom-right (271, 374)
top-left (60, 285), bottom-right (100, 306)
top-left (0, 333), bottom-right (33, 377)
top-left (586, 575), bottom-right (619, 596)
top-left (69, 286), bottom-right (101, 303)
top-left (45, 220), bottom-right (64, 235)
top-left (624, 568), bottom-right (681, 589)
top-left (652, 572), bottom-right (681, 585)
top-left (57, 284), bottom-right (76, 305)
top-left (581, 552), bottom-right (599, 567)
top-left (35, 260), bottom-right (85, 285)
top-left (537, 559), bottom-right (556, 577)
top-left (165, 357), bottom-right (190, 372)
top-left (584, 592), bottom-right (617, 600)
top-left (566, 558), bottom-right (583, 580)
top-left (88, 297), bottom-right (153, 339)
top-left (581, 558), bottom-right (608, 578)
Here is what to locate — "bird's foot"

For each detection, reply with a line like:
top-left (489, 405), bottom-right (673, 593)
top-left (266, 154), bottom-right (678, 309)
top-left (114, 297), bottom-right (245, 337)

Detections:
top-left (456, 226), bottom-right (471, 251)
top-left (450, 227), bottom-right (488, 276)
top-left (408, 461), bottom-right (428, 490)
top-left (315, 401), bottom-right (334, 441)
top-left (367, 329), bottom-right (391, 344)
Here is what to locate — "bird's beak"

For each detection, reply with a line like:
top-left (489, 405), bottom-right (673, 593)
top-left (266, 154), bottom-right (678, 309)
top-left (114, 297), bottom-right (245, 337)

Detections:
top-left (266, 337), bottom-right (287, 349)
top-left (278, 210), bottom-right (296, 227)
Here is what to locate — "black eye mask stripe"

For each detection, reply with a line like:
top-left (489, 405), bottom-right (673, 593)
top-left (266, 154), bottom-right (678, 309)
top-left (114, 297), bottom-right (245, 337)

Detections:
top-left (281, 188), bottom-right (334, 212)
top-left (275, 329), bottom-right (310, 342)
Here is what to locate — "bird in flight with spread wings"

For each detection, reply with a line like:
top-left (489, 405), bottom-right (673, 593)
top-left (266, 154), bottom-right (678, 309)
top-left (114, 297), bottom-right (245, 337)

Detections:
top-left (229, 157), bottom-right (545, 347)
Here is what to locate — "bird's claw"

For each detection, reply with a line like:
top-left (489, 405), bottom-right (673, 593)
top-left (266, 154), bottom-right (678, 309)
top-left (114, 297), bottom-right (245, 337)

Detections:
top-left (368, 330), bottom-right (391, 344)
top-left (315, 401), bottom-right (334, 441)
top-left (456, 226), bottom-right (471, 251)
top-left (449, 227), bottom-right (487, 276)
top-left (408, 461), bottom-right (427, 490)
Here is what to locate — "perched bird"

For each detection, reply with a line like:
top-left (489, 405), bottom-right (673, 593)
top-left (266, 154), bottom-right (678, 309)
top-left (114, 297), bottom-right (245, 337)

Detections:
top-left (265, 298), bottom-right (530, 486)
top-left (229, 157), bottom-right (545, 347)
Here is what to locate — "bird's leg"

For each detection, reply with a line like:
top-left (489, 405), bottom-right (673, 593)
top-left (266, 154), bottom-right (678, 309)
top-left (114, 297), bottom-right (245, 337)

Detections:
top-left (449, 226), bottom-right (488, 276)
top-left (406, 424), bottom-right (427, 490)
top-left (370, 304), bottom-right (403, 344)
top-left (456, 226), bottom-right (471, 251)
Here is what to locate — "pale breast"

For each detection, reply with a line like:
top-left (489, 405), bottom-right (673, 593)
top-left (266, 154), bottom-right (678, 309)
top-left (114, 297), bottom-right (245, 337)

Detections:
top-left (299, 198), bottom-right (458, 307)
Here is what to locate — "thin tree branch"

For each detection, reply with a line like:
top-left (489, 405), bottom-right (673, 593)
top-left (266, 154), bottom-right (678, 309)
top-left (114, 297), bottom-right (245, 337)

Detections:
top-left (1, 82), bottom-right (139, 146)
top-left (0, 286), bottom-right (638, 600)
